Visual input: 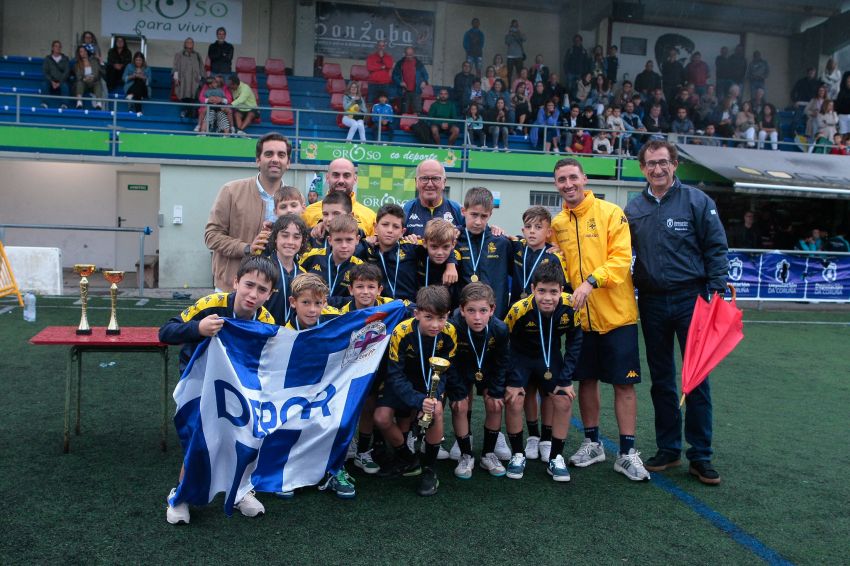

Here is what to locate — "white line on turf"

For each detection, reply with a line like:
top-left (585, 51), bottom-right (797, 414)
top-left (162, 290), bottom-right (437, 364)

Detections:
top-left (0, 306), bottom-right (14, 314)
top-left (743, 320), bottom-right (850, 326)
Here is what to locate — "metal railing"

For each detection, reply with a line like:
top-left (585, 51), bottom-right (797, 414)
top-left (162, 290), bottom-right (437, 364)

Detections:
top-left (0, 223), bottom-right (153, 296)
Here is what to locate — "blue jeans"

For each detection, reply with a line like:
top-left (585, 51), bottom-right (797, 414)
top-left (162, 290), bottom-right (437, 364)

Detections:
top-left (637, 287), bottom-right (713, 462)
top-left (42, 80), bottom-right (70, 107)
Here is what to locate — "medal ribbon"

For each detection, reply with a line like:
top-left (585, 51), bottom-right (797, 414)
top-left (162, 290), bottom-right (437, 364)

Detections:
top-left (378, 243), bottom-right (400, 298)
top-left (465, 228), bottom-right (486, 278)
top-left (522, 247), bottom-right (546, 292)
top-left (537, 308), bottom-right (553, 372)
top-left (417, 324), bottom-right (439, 391)
top-left (467, 325), bottom-right (489, 372)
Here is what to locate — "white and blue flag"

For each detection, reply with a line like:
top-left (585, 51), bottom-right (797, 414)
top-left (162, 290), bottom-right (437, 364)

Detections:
top-left (170, 301), bottom-right (406, 515)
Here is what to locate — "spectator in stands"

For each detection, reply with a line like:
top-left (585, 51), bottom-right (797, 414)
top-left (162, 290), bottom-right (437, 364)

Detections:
top-left (631, 93), bottom-right (646, 120)
top-left (814, 99), bottom-right (839, 142)
top-left (830, 134), bottom-right (848, 156)
top-left (836, 72), bottom-right (850, 136)
top-left (727, 44), bottom-right (747, 97)
top-left (726, 83), bottom-right (742, 107)
top-left (748, 50), bottom-right (769, 97)
top-left (698, 84), bottom-right (718, 125)
top-left (546, 73), bottom-right (568, 110)
top-left (621, 100), bottom-right (646, 155)
top-left (197, 75), bottom-right (233, 134)
top-left (531, 99), bottom-right (560, 153)
top-left (644, 103), bottom-right (669, 138)
top-left (428, 87), bottom-right (460, 146)
top-left (465, 102), bottom-right (486, 147)
top-left (463, 18), bottom-right (485, 76)
top-left (568, 128), bottom-right (592, 154)
top-left (606, 105), bottom-right (626, 151)
top-left (671, 107), bottom-right (695, 142)
top-left (468, 78), bottom-right (484, 109)
top-left (576, 104), bottom-right (597, 132)
top-left (811, 127), bottom-right (835, 154)
top-left (715, 47), bottom-right (731, 103)
top-left (588, 75), bottom-right (613, 116)
top-left (757, 103), bottom-right (780, 150)
top-left (605, 45), bottom-right (619, 85)
top-left (492, 54), bottom-right (508, 84)
top-left (797, 229), bottom-right (823, 251)
top-left (512, 83), bottom-right (532, 136)
top-left (696, 123), bottom-right (722, 147)
top-left (530, 54), bottom-right (549, 85)
top-left (805, 84), bottom-right (829, 138)
top-left (791, 68), bottom-right (823, 106)
top-left (669, 87), bottom-right (695, 121)
top-left (42, 40), bottom-right (70, 109)
top-left (749, 87), bottom-right (766, 118)
top-left (484, 78), bottom-right (511, 117)
top-left (635, 60), bottom-right (662, 98)
top-left (614, 79), bottom-right (635, 107)
top-left (504, 20), bottom-right (526, 85)
top-left (122, 51), bottom-right (151, 115)
top-left (734, 100), bottom-right (756, 147)
top-left (172, 37), bottom-right (205, 118)
top-left (105, 36), bottom-right (131, 91)
top-left (648, 88), bottom-right (669, 121)
top-left (530, 81), bottom-right (548, 117)
top-left (727, 211), bottom-right (761, 249)
top-left (392, 46), bottom-right (428, 115)
top-left (370, 91), bottom-right (394, 141)
top-left (208, 27), bottom-right (234, 75)
top-left (366, 40), bottom-right (394, 102)
top-left (307, 190), bottom-right (319, 205)
top-left (684, 52), bottom-right (709, 96)
top-left (661, 47), bottom-right (686, 103)
top-left (342, 80), bottom-right (367, 142)
top-left (73, 45), bottom-right (105, 109)
top-left (485, 97), bottom-right (510, 150)
top-left (593, 130), bottom-right (613, 154)
top-left (822, 58), bottom-right (842, 100)
top-left (591, 45), bottom-right (606, 78)
top-left (709, 96), bottom-right (736, 142)
top-left (80, 31), bottom-right (103, 66)
top-left (560, 103), bottom-right (581, 149)
top-left (228, 74), bottom-right (258, 135)
top-left (575, 72), bottom-right (593, 108)
top-left (481, 65), bottom-right (497, 93)
top-left (512, 66), bottom-right (533, 100)
top-left (563, 34), bottom-right (591, 99)
top-left (454, 61), bottom-right (476, 110)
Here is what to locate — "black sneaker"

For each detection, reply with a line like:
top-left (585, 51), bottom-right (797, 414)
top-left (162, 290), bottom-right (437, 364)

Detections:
top-left (645, 451), bottom-right (682, 472)
top-left (417, 467), bottom-right (439, 496)
top-left (377, 454), bottom-right (421, 478)
top-left (689, 460), bottom-right (721, 485)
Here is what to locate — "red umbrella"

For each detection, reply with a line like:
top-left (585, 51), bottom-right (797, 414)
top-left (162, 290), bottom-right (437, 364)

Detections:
top-left (680, 284), bottom-right (744, 406)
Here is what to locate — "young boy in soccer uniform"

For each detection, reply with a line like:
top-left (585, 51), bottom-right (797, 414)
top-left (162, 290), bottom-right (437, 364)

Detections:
top-left (509, 206), bottom-right (569, 461)
top-left (373, 286), bottom-right (458, 496)
top-left (456, 187), bottom-right (512, 318)
top-left (260, 214), bottom-right (308, 324)
top-left (160, 255), bottom-right (277, 525)
top-left (447, 282), bottom-right (512, 479)
top-left (503, 261), bottom-right (582, 482)
top-left (306, 190), bottom-right (353, 251)
top-left (275, 185), bottom-right (307, 216)
top-left (299, 214), bottom-right (364, 307)
top-left (416, 218), bottom-right (461, 296)
top-left (282, 273), bottom-right (340, 331)
top-left (359, 204), bottom-right (458, 301)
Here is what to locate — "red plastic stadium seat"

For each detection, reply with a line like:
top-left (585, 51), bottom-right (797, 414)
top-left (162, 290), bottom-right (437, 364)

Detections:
top-left (268, 89), bottom-right (292, 107)
top-left (350, 64), bottom-right (369, 81)
top-left (322, 62), bottom-right (343, 79)
top-left (359, 81), bottom-right (369, 99)
top-left (264, 58), bottom-right (286, 75)
top-left (238, 72), bottom-right (257, 88)
top-left (330, 93), bottom-right (344, 111)
top-left (266, 74), bottom-right (289, 90)
top-left (204, 56), bottom-right (211, 74)
top-left (236, 57), bottom-right (257, 73)
top-left (271, 109), bottom-right (295, 126)
top-left (336, 113), bottom-right (346, 128)
top-left (400, 114), bottom-right (419, 131)
top-left (422, 99), bottom-right (435, 113)
top-left (326, 78), bottom-right (346, 94)
top-left (421, 84), bottom-right (436, 100)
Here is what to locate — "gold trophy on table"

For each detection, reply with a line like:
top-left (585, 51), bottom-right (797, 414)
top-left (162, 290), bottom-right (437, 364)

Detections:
top-left (418, 357), bottom-right (451, 430)
top-left (74, 264), bottom-right (97, 335)
top-left (103, 270), bottom-right (125, 335)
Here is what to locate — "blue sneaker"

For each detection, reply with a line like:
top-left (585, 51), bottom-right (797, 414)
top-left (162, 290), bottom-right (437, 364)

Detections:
top-left (274, 490), bottom-right (295, 499)
top-left (506, 453), bottom-right (526, 479)
top-left (319, 469), bottom-right (356, 499)
top-left (547, 455), bottom-right (571, 482)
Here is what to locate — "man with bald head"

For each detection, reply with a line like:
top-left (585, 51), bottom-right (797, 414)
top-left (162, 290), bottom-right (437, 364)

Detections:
top-left (403, 159), bottom-right (465, 238)
top-left (302, 158), bottom-right (376, 236)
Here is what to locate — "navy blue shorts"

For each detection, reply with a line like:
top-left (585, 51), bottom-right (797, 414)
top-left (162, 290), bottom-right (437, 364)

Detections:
top-left (574, 324), bottom-right (641, 385)
top-left (507, 353), bottom-right (567, 393)
top-left (376, 381), bottom-right (441, 413)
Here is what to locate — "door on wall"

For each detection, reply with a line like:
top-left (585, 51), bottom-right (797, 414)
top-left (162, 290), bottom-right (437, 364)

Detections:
top-left (115, 171), bottom-right (160, 272)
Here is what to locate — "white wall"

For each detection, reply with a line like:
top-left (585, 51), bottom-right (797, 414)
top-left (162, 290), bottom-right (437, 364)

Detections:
top-left (0, 159), bottom-right (159, 269)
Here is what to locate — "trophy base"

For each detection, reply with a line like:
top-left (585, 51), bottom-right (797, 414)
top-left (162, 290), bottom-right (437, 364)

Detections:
top-left (76, 328), bottom-right (92, 335)
top-left (106, 329), bottom-right (121, 336)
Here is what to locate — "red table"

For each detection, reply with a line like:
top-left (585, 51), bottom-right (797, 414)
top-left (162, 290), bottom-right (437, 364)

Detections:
top-left (30, 326), bottom-right (169, 453)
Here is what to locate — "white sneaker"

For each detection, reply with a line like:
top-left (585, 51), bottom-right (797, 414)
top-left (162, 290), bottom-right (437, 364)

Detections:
top-left (506, 453), bottom-right (527, 479)
top-left (166, 488), bottom-right (189, 525)
top-left (569, 438), bottom-right (607, 468)
top-left (193, 125), bottom-right (200, 132)
top-left (614, 449), bottom-right (651, 481)
top-left (495, 432), bottom-right (512, 460)
top-left (454, 454), bottom-right (474, 479)
top-left (419, 438), bottom-right (451, 460)
top-left (538, 440), bottom-right (552, 461)
top-left (449, 439), bottom-right (461, 461)
top-left (437, 445), bottom-right (451, 460)
top-left (406, 432), bottom-right (416, 453)
top-left (234, 491), bottom-right (265, 517)
top-left (524, 436), bottom-right (540, 460)
top-left (480, 452), bottom-right (507, 477)
top-left (346, 439), bottom-right (358, 460)
top-left (353, 450), bottom-right (380, 474)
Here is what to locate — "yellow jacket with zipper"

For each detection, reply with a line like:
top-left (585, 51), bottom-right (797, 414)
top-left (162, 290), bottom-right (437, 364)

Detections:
top-left (550, 190), bottom-right (637, 333)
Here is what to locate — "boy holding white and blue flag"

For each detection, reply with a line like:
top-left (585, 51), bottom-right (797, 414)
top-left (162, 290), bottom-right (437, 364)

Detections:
top-left (160, 255), bottom-right (277, 525)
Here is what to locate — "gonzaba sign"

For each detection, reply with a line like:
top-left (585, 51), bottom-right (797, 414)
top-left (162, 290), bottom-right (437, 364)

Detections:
top-left (315, 2), bottom-right (435, 64)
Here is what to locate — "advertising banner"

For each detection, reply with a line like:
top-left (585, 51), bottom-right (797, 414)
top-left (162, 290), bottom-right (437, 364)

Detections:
top-left (726, 251), bottom-right (850, 302)
top-left (300, 141), bottom-right (459, 169)
top-left (102, 0), bottom-right (243, 43)
top-left (355, 164), bottom-right (417, 211)
top-left (315, 2), bottom-right (435, 64)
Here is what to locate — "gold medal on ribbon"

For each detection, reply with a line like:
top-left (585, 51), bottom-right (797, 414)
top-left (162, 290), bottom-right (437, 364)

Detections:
top-left (475, 370), bottom-right (484, 382)
top-left (520, 291), bottom-right (528, 299)
top-left (544, 369), bottom-right (553, 380)
top-left (470, 273), bottom-right (479, 282)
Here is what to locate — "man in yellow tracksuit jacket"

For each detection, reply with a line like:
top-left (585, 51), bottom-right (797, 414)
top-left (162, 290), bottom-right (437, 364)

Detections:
top-left (301, 158), bottom-right (376, 237)
top-left (548, 157), bottom-right (650, 482)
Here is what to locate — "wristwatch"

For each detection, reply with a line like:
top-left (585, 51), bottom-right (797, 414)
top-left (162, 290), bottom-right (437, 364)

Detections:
top-left (243, 244), bottom-right (251, 255)
top-left (586, 275), bottom-right (599, 288)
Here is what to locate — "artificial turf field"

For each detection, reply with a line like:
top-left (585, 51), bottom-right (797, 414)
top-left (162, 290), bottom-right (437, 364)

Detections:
top-left (0, 295), bottom-right (848, 565)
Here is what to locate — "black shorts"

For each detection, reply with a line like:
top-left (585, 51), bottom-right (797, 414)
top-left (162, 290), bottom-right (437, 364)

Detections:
top-left (236, 109), bottom-right (258, 120)
top-left (507, 353), bottom-right (566, 394)
top-left (574, 324), bottom-right (641, 385)
top-left (376, 382), bottom-right (440, 413)
top-left (454, 372), bottom-right (499, 398)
